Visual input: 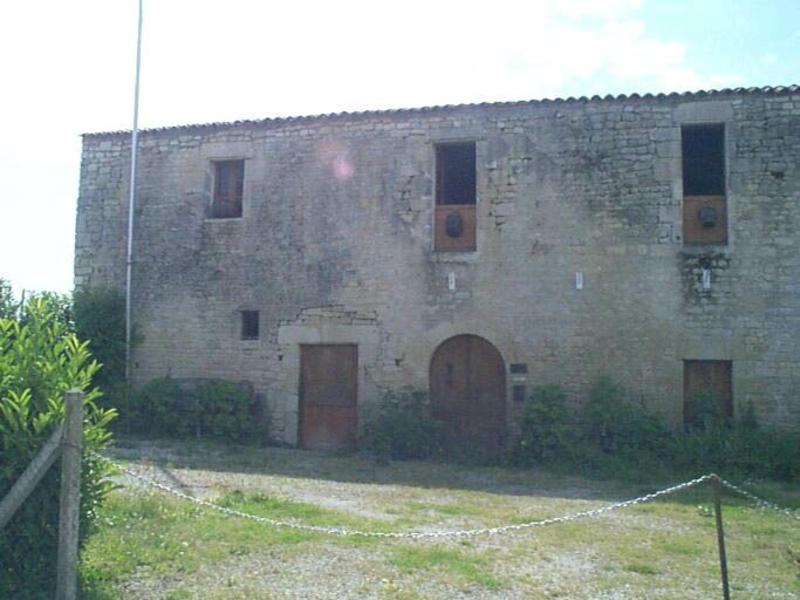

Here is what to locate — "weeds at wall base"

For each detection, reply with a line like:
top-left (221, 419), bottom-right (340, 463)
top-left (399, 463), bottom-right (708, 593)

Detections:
top-left (125, 377), bottom-right (270, 446)
top-left (510, 379), bottom-right (800, 484)
top-left (114, 370), bottom-right (798, 484)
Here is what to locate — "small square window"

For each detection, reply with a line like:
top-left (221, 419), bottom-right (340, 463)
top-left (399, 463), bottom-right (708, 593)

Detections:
top-left (212, 160), bottom-right (244, 218)
top-left (241, 310), bottom-right (259, 340)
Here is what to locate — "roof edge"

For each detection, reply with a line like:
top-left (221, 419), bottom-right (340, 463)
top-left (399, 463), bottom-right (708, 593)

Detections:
top-left (82, 84), bottom-right (800, 139)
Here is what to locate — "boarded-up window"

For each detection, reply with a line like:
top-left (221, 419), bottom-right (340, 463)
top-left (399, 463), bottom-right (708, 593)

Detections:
top-left (211, 160), bottom-right (244, 218)
top-left (683, 360), bottom-right (732, 429)
top-left (435, 142), bottom-right (476, 251)
top-left (682, 125), bottom-right (727, 244)
top-left (241, 310), bottom-right (259, 340)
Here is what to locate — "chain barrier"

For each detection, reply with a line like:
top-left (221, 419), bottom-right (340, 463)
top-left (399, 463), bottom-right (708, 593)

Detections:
top-left (92, 452), bottom-right (799, 538)
top-left (101, 453), bottom-right (715, 539)
top-left (719, 477), bottom-right (800, 521)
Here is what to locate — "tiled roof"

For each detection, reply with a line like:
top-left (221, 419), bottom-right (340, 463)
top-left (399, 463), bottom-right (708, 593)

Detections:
top-left (83, 84), bottom-right (800, 138)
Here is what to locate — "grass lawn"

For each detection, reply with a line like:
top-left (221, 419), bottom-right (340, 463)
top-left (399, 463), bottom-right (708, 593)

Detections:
top-left (80, 438), bottom-right (800, 599)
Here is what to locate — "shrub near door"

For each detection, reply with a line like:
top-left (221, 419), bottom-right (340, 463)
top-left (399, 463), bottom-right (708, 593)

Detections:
top-left (130, 377), bottom-right (266, 444)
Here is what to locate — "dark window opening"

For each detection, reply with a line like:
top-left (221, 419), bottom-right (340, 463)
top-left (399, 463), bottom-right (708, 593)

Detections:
top-left (212, 160), bottom-right (244, 218)
top-left (510, 363), bottom-right (528, 374)
top-left (682, 125), bottom-right (725, 196)
top-left (241, 310), bottom-right (259, 340)
top-left (436, 142), bottom-right (476, 205)
top-left (682, 125), bottom-right (727, 244)
top-left (434, 142), bottom-right (476, 251)
top-left (683, 360), bottom-right (732, 430)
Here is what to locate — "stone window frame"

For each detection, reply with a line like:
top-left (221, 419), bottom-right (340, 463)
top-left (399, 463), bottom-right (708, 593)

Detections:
top-left (277, 319), bottom-right (380, 447)
top-left (674, 100), bottom-right (733, 248)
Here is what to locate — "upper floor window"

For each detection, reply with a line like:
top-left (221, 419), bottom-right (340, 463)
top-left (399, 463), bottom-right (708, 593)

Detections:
top-left (211, 160), bottom-right (244, 218)
top-left (434, 142), bottom-right (476, 251)
top-left (436, 142), bottom-right (476, 205)
top-left (682, 125), bottom-right (726, 244)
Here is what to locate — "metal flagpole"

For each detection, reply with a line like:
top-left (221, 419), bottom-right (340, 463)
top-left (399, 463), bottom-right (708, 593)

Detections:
top-left (125, 0), bottom-right (143, 426)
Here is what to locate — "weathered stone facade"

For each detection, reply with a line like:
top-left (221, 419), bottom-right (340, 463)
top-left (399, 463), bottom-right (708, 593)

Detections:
top-left (75, 86), bottom-right (800, 444)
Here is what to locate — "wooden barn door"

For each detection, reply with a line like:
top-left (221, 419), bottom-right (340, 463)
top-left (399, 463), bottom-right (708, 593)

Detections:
top-left (430, 335), bottom-right (506, 453)
top-left (683, 360), bottom-right (732, 428)
top-left (299, 344), bottom-right (358, 450)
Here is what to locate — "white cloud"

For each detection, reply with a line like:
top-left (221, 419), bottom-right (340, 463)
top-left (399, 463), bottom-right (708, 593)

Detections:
top-left (42, 0), bottom-right (737, 129)
top-left (0, 0), bottom-right (746, 293)
top-left (553, 0), bottom-right (642, 19)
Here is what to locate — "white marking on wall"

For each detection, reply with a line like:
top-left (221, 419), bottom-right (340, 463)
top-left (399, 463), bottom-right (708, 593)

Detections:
top-left (701, 268), bottom-right (711, 290)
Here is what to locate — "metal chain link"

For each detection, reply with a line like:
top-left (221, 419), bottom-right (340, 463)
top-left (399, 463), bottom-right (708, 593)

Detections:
top-left (105, 454), bottom-right (714, 539)
top-left (719, 477), bottom-right (800, 521)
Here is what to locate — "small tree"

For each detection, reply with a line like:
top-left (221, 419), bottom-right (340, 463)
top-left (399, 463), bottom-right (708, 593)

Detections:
top-left (0, 294), bottom-right (116, 598)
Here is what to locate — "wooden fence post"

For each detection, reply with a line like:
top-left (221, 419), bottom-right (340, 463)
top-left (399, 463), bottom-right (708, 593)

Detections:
top-left (712, 473), bottom-right (731, 600)
top-left (56, 389), bottom-right (84, 600)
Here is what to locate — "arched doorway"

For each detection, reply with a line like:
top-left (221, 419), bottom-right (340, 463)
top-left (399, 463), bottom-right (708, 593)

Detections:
top-left (429, 334), bottom-right (506, 453)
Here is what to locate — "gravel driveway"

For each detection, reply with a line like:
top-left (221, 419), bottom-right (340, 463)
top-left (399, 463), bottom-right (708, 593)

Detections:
top-left (93, 438), bottom-right (799, 600)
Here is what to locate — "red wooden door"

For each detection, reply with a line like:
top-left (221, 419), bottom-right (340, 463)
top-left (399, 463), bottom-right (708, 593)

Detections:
top-left (430, 335), bottom-right (506, 453)
top-left (299, 344), bottom-right (358, 449)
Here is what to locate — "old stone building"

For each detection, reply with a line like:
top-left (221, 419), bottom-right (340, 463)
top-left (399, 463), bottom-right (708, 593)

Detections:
top-left (75, 85), bottom-right (800, 448)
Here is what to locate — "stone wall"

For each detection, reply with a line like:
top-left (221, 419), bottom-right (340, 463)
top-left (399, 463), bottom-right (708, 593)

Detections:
top-left (75, 88), bottom-right (800, 440)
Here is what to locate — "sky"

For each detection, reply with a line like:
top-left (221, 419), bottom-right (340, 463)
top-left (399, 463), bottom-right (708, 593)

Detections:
top-left (1, 0), bottom-right (798, 297)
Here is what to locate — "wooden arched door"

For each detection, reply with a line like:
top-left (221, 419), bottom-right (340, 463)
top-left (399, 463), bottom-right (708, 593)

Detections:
top-left (429, 335), bottom-right (506, 453)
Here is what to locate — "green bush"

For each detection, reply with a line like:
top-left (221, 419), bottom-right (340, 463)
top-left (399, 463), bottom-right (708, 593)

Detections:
top-left (505, 375), bottom-right (799, 483)
top-left (197, 379), bottom-right (263, 442)
top-left (359, 387), bottom-right (442, 462)
top-left (581, 375), bottom-right (672, 456)
top-left (512, 384), bottom-right (573, 465)
top-left (129, 377), bottom-right (266, 444)
top-left (0, 293), bottom-right (116, 598)
top-left (73, 287), bottom-right (128, 417)
top-left (670, 416), bottom-right (800, 481)
top-left (128, 377), bottom-right (183, 436)
top-left (683, 390), bottom-right (734, 433)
